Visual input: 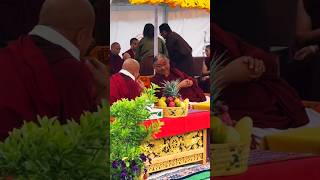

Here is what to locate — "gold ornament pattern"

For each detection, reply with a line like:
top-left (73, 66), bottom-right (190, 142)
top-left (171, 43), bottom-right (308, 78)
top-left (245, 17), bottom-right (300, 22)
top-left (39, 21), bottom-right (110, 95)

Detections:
top-left (141, 130), bottom-right (208, 173)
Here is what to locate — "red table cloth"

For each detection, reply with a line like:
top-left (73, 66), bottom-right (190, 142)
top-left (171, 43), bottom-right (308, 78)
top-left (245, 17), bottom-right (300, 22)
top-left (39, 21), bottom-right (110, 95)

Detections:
top-left (144, 110), bottom-right (210, 139)
top-left (213, 156), bottom-right (320, 180)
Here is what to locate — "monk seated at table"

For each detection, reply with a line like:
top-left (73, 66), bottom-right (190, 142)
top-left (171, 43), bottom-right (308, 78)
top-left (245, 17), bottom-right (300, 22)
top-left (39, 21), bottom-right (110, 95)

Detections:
top-left (213, 23), bottom-right (309, 129)
top-left (110, 58), bottom-right (145, 105)
top-left (151, 54), bottom-right (206, 102)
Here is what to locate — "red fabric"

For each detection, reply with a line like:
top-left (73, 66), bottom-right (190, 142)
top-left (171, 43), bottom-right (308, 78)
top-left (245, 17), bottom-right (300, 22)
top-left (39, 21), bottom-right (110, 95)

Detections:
top-left (213, 156), bottom-right (320, 180)
top-left (110, 73), bottom-right (142, 105)
top-left (144, 111), bottom-right (210, 139)
top-left (212, 23), bottom-right (309, 129)
top-left (110, 53), bottom-right (124, 75)
top-left (0, 36), bottom-right (95, 140)
top-left (151, 68), bottom-right (206, 102)
top-left (122, 49), bottom-right (135, 59)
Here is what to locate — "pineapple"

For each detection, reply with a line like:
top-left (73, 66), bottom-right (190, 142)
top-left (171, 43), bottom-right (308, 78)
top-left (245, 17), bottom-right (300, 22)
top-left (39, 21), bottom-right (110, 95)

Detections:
top-left (162, 80), bottom-right (181, 98)
top-left (210, 50), bottom-right (228, 114)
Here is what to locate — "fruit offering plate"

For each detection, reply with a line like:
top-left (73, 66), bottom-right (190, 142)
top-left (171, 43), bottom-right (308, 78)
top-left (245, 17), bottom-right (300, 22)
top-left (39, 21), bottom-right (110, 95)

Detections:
top-left (210, 142), bottom-right (250, 176)
top-left (157, 97), bottom-right (189, 118)
top-left (157, 105), bottom-right (189, 118)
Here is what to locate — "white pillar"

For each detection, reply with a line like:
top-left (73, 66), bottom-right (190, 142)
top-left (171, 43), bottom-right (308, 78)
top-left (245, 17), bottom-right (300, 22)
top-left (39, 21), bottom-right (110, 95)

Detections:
top-left (154, 5), bottom-right (159, 57)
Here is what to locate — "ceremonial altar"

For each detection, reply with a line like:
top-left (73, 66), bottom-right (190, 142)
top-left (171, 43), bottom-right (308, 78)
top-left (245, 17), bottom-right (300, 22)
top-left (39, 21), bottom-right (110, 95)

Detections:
top-left (143, 110), bottom-right (210, 173)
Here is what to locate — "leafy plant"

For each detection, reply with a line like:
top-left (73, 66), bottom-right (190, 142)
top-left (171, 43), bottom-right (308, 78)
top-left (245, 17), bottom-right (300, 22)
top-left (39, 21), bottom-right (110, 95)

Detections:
top-left (210, 50), bottom-right (229, 114)
top-left (0, 102), bottom-right (109, 180)
top-left (110, 85), bottom-right (163, 179)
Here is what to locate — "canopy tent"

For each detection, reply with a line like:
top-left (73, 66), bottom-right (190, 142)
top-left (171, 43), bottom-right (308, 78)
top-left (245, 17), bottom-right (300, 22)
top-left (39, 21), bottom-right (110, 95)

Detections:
top-left (110, 0), bottom-right (210, 57)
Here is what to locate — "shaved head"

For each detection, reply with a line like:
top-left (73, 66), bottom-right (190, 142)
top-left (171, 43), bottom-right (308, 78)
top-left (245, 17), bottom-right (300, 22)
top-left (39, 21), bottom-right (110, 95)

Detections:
top-left (38, 0), bottom-right (95, 56)
top-left (111, 42), bottom-right (121, 55)
top-left (39, 0), bottom-right (95, 30)
top-left (122, 58), bottom-right (140, 79)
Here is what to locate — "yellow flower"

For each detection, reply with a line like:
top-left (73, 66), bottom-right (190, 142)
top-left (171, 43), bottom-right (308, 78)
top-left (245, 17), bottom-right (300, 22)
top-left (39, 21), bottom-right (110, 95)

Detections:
top-left (129, 0), bottom-right (210, 10)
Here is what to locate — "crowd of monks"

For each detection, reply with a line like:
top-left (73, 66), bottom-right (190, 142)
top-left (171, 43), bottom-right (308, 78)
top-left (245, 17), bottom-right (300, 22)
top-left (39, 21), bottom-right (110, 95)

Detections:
top-left (109, 23), bottom-right (211, 105)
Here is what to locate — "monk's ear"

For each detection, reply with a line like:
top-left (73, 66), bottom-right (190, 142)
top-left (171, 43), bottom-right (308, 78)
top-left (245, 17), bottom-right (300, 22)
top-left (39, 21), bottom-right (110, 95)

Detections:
top-left (75, 28), bottom-right (93, 56)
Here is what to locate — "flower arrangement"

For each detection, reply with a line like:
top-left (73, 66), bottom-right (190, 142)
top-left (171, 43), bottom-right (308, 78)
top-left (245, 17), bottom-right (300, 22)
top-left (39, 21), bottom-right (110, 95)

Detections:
top-left (110, 84), bottom-right (163, 179)
top-left (129, 0), bottom-right (210, 10)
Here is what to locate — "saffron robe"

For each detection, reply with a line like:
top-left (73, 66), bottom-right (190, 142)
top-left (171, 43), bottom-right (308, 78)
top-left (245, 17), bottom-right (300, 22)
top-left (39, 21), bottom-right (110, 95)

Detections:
top-left (213, 23), bottom-right (309, 129)
top-left (151, 68), bottom-right (206, 102)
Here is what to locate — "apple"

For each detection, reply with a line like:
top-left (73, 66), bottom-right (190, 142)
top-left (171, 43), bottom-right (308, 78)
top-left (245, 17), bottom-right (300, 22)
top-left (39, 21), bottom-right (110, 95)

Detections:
top-left (168, 101), bottom-right (176, 107)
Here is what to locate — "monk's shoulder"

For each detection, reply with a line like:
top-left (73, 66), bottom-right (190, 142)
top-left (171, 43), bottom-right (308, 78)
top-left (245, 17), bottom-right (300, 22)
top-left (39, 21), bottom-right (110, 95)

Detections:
top-left (50, 58), bottom-right (92, 85)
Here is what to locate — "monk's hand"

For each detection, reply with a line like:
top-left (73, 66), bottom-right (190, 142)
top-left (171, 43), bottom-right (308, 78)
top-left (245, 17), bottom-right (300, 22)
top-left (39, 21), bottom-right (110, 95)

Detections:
top-left (84, 58), bottom-right (107, 100)
top-left (136, 79), bottom-right (145, 89)
top-left (123, 53), bottom-right (131, 60)
top-left (222, 57), bottom-right (257, 84)
top-left (178, 79), bottom-right (193, 89)
top-left (242, 56), bottom-right (265, 79)
top-left (294, 45), bottom-right (319, 61)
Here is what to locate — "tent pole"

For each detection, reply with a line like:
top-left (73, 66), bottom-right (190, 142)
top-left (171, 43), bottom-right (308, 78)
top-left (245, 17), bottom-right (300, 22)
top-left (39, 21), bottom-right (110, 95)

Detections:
top-left (154, 5), bottom-right (159, 57)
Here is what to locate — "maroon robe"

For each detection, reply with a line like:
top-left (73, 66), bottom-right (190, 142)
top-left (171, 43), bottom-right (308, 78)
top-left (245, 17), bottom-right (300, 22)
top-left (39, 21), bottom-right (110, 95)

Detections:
top-left (151, 68), bottom-right (206, 102)
top-left (0, 35), bottom-right (96, 140)
top-left (110, 53), bottom-right (124, 75)
top-left (165, 32), bottom-right (194, 76)
top-left (110, 73), bottom-right (142, 105)
top-left (122, 49), bottom-right (135, 59)
top-left (213, 23), bottom-right (309, 129)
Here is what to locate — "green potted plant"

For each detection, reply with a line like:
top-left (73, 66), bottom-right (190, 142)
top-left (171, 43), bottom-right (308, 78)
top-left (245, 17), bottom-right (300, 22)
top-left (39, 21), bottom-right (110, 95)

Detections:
top-left (0, 102), bottom-right (109, 179)
top-left (110, 84), bottom-right (163, 180)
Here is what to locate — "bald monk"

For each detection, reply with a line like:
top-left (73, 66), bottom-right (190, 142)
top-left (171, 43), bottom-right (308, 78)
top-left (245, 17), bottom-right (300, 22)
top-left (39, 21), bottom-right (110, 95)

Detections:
top-left (152, 54), bottom-right (206, 102)
top-left (0, 0), bottom-right (107, 140)
top-left (110, 58), bottom-right (145, 105)
top-left (110, 42), bottom-right (124, 75)
top-left (213, 23), bottom-right (309, 129)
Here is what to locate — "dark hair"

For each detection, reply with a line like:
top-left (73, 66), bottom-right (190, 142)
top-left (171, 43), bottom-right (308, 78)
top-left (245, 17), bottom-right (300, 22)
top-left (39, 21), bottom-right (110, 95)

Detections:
top-left (130, 38), bottom-right (138, 45)
top-left (143, 24), bottom-right (154, 38)
top-left (159, 23), bottom-right (172, 33)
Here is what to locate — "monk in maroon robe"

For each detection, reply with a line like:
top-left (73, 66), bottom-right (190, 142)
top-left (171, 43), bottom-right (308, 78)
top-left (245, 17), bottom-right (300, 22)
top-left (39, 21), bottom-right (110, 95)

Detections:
top-left (152, 54), bottom-right (206, 102)
top-left (110, 58), bottom-right (144, 105)
top-left (213, 23), bottom-right (309, 129)
top-left (159, 23), bottom-right (194, 76)
top-left (122, 38), bottom-right (139, 60)
top-left (110, 42), bottom-right (124, 75)
top-left (0, 0), bottom-right (107, 140)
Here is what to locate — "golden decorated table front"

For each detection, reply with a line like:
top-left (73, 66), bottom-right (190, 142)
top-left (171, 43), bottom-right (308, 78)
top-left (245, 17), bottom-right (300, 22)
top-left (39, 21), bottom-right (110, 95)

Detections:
top-left (142, 110), bottom-right (210, 173)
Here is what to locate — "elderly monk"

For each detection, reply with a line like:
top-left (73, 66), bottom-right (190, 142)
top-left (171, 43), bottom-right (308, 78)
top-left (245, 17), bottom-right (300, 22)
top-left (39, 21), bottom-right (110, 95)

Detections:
top-left (110, 58), bottom-right (145, 105)
top-left (152, 54), bottom-right (206, 102)
top-left (0, 0), bottom-right (107, 140)
top-left (110, 42), bottom-right (124, 75)
top-left (213, 23), bottom-right (309, 129)
top-left (122, 38), bottom-right (139, 60)
top-left (159, 23), bottom-right (194, 76)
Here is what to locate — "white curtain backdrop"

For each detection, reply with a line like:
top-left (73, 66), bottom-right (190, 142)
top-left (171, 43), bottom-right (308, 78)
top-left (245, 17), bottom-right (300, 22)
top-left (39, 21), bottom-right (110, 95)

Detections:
top-left (110, 5), bottom-right (210, 57)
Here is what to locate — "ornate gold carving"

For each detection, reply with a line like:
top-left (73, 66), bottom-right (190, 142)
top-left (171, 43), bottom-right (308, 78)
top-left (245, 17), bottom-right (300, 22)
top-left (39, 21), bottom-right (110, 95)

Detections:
top-left (141, 130), bottom-right (207, 173)
top-left (147, 154), bottom-right (203, 173)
